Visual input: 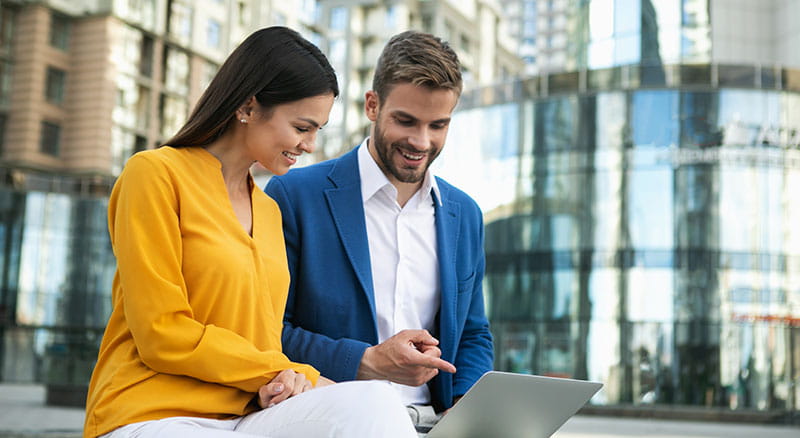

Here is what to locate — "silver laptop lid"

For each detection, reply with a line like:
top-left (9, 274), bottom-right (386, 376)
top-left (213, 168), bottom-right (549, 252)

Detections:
top-left (426, 371), bottom-right (602, 438)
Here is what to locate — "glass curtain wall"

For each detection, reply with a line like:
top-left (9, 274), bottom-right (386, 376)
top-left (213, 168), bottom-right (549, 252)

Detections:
top-left (0, 189), bottom-right (114, 389)
top-left (439, 84), bottom-right (800, 413)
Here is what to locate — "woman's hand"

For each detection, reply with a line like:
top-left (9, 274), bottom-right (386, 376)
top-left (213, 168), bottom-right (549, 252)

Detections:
top-left (257, 369), bottom-right (313, 408)
top-left (315, 376), bottom-right (335, 387)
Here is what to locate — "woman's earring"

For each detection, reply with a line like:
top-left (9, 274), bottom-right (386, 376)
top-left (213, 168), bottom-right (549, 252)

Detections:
top-left (240, 118), bottom-right (247, 124)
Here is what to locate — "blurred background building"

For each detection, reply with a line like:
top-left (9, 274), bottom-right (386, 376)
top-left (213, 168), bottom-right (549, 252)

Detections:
top-left (309, 0), bottom-right (523, 159)
top-left (437, 0), bottom-right (800, 419)
top-left (0, 0), bottom-right (798, 422)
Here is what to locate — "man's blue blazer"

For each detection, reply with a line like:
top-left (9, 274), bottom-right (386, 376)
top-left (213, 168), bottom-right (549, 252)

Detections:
top-left (265, 146), bottom-right (494, 410)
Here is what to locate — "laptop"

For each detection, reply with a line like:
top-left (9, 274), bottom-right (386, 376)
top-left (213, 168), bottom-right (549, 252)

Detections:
top-left (425, 371), bottom-right (603, 438)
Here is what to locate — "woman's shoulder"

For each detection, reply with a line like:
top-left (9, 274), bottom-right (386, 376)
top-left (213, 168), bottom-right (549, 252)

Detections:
top-left (123, 146), bottom-right (217, 175)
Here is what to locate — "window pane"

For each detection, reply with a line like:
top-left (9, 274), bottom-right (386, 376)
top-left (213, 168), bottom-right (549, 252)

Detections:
top-left (717, 65), bottom-right (756, 88)
top-left (159, 93), bottom-right (188, 139)
top-left (330, 7), bottom-right (347, 31)
top-left (783, 68), bottom-right (800, 92)
top-left (162, 46), bottom-right (189, 95)
top-left (117, 0), bottom-right (157, 31)
top-left (1, 6), bottom-right (15, 53)
top-left (680, 92), bottom-right (720, 148)
top-left (0, 112), bottom-right (6, 153)
top-left (140, 34), bottom-right (154, 77)
top-left (536, 97), bottom-right (577, 152)
top-left (0, 60), bottom-right (11, 106)
top-left (595, 92), bottom-right (626, 150)
top-left (111, 127), bottom-right (134, 175)
top-left (40, 121), bottom-right (61, 156)
top-left (50, 12), bottom-right (70, 51)
top-left (112, 25), bottom-right (141, 77)
top-left (200, 61), bottom-right (218, 93)
top-left (168, 0), bottom-right (193, 44)
top-left (614, 0), bottom-right (641, 35)
top-left (45, 67), bottom-right (66, 105)
top-left (207, 19), bottom-right (221, 48)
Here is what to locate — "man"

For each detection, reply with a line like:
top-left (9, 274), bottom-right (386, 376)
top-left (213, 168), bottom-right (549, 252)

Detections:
top-left (265, 30), bottom-right (493, 422)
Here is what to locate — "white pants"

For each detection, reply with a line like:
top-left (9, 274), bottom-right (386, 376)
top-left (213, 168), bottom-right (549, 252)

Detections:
top-left (101, 381), bottom-right (416, 438)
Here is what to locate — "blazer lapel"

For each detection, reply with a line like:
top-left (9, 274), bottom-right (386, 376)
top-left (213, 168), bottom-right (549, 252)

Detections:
top-left (324, 149), bottom-right (378, 324)
top-left (434, 183), bottom-right (461, 353)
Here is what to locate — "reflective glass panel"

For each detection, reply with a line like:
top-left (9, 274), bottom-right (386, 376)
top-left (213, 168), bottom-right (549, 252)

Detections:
top-left (16, 193), bottom-right (72, 325)
top-left (627, 268), bottom-right (674, 322)
top-left (628, 167), bottom-right (674, 248)
top-left (632, 90), bottom-right (679, 148)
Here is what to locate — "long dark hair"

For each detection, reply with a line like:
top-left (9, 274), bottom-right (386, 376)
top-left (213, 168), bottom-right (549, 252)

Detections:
top-left (166, 26), bottom-right (338, 148)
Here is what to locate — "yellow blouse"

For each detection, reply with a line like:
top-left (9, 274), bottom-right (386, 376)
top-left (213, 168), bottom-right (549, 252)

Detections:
top-left (84, 147), bottom-right (319, 438)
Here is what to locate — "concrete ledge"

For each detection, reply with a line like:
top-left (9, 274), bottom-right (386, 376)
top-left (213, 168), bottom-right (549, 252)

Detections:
top-left (579, 404), bottom-right (798, 425)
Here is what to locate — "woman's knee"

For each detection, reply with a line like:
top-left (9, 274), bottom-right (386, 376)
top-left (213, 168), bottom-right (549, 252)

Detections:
top-left (338, 381), bottom-right (403, 409)
top-left (333, 381), bottom-right (415, 436)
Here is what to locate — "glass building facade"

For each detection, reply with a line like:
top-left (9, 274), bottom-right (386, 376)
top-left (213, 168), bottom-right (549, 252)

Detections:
top-left (0, 182), bottom-right (114, 393)
top-left (437, 63), bottom-right (800, 415)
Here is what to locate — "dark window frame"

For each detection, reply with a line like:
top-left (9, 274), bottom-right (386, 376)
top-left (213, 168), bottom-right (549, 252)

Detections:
top-left (49, 12), bottom-right (71, 51)
top-left (40, 121), bottom-right (61, 156)
top-left (45, 66), bottom-right (66, 105)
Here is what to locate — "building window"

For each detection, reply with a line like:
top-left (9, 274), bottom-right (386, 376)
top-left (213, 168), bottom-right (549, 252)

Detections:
top-left (162, 46), bottom-right (189, 95)
top-left (200, 60), bottom-right (218, 92)
top-left (0, 60), bottom-right (11, 106)
top-left (140, 34), bottom-right (154, 77)
top-left (386, 5), bottom-right (397, 28)
top-left (45, 67), bottom-right (66, 105)
top-left (50, 12), bottom-right (70, 51)
top-left (1, 6), bottom-right (15, 54)
top-left (159, 93), bottom-right (187, 140)
top-left (443, 21), bottom-right (454, 43)
top-left (167, 0), bottom-right (193, 44)
top-left (134, 135), bottom-right (147, 153)
top-left (0, 112), bottom-right (6, 153)
top-left (40, 121), bottom-right (61, 156)
top-left (460, 34), bottom-right (470, 52)
top-left (330, 7), bottom-right (347, 31)
top-left (207, 19), bottom-right (221, 48)
top-left (421, 15), bottom-right (432, 32)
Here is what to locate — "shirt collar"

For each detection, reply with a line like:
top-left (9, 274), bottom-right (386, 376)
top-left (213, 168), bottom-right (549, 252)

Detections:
top-left (358, 137), bottom-right (442, 207)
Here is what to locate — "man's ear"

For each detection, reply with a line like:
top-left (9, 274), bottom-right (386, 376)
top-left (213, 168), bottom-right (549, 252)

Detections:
top-left (236, 96), bottom-right (258, 121)
top-left (364, 90), bottom-right (379, 122)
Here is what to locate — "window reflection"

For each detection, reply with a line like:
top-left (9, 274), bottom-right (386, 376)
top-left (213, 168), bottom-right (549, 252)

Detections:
top-left (633, 91), bottom-right (679, 147)
top-left (162, 46), bottom-right (189, 95)
top-left (17, 193), bottom-right (71, 326)
top-left (536, 97), bottom-right (577, 152)
top-left (628, 168), bottom-right (673, 248)
top-left (114, 0), bottom-right (157, 31)
top-left (2, 190), bottom-right (113, 382)
top-left (159, 93), bottom-right (188, 141)
top-left (440, 82), bottom-right (800, 412)
top-left (167, 0), bottom-right (192, 45)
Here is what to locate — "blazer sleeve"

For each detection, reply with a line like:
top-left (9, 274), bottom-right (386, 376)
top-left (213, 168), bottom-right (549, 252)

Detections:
top-left (111, 155), bottom-right (319, 392)
top-left (265, 176), bottom-right (372, 382)
top-left (451, 211), bottom-right (494, 399)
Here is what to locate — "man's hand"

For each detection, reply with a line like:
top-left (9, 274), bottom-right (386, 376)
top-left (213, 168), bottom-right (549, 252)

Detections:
top-left (257, 369), bottom-right (313, 408)
top-left (356, 329), bottom-right (457, 386)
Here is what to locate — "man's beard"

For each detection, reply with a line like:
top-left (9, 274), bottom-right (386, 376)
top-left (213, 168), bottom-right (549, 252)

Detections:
top-left (372, 120), bottom-right (437, 184)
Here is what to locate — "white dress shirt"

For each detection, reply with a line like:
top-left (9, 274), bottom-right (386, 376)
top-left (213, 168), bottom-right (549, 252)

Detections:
top-left (357, 139), bottom-right (441, 405)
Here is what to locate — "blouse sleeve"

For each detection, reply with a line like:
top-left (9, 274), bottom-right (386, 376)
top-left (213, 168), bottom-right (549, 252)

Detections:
top-left (108, 153), bottom-right (319, 392)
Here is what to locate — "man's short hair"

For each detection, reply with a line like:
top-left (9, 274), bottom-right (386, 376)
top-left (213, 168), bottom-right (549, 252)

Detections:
top-left (372, 30), bottom-right (463, 103)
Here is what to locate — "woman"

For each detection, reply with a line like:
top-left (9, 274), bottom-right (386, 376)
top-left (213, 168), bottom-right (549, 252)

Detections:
top-left (84, 27), bottom-right (416, 438)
